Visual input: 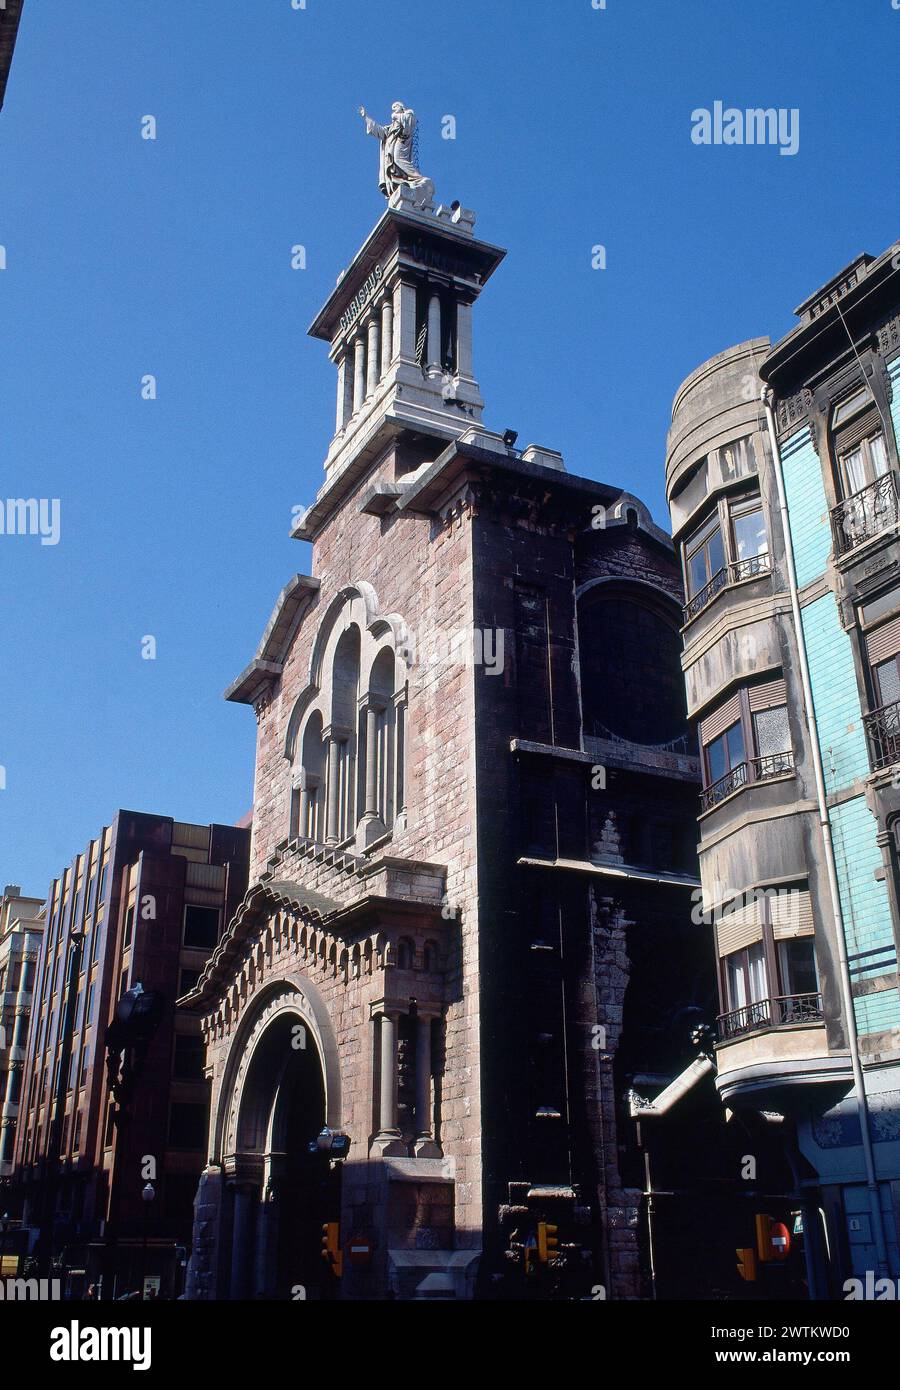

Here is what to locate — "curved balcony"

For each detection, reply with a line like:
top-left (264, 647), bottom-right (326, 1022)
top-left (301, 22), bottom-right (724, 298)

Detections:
top-left (864, 698), bottom-right (900, 772)
top-left (682, 553), bottom-right (771, 624)
top-left (699, 749), bottom-right (795, 814)
top-left (831, 472), bottom-right (900, 558)
top-left (718, 991), bottom-right (823, 1041)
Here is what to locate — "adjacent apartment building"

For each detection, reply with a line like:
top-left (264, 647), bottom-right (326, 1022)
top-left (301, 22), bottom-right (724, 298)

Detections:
top-left (664, 238), bottom-right (900, 1296)
top-left (0, 885), bottom-right (44, 1181)
top-left (14, 810), bottom-right (249, 1298)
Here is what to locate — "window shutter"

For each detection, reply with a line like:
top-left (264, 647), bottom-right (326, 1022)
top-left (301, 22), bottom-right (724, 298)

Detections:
top-left (700, 692), bottom-right (743, 746)
top-left (866, 616), bottom-right (900, 665)
top-left (716, 896), bottom-right (764, 956)
top-left (748, 678), bottom-right (787, 712)
top-left (771, 889), bottom-right (814, 939)
top-left (834, 404), bottom-right (882, 456)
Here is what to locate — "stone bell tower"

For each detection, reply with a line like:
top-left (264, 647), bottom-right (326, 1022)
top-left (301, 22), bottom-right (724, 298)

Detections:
top-left (294, 182), bottom-right (505, 539)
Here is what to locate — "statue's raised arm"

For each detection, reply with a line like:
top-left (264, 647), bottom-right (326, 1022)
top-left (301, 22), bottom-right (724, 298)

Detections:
top-left (359, 102), bottom-right (434, 208)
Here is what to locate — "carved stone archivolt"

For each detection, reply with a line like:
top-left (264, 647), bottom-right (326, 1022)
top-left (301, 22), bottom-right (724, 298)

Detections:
top-left (220, 982), bottom-right (327, 1161)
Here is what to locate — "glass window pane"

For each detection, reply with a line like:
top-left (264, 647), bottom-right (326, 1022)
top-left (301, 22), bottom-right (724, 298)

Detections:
top-left (732, 506), bottom-right (768, 561)
top-left (746, 943), bottom-right (768, 1003)
top-left (725, 721), bottom-right (746, 768)
top-left (687, 547), bottom-right (707, 596)
top-left (832, 386), bottom-right (871, 427)
top-left (842, 447), bottom-right (866, 495)
top-left (778, 939), bottom-right (817, 996)
top-left (753, 705), bottom-right (790, 756)
top-left (727, 955), bottom-right (747, 1010)
top-left (706, 733), bottom-right (727, 784)
top-left (875, 658), bottom-right (900, 709)
top-left (707, 526), bottom-right (725, 577)
top-left (869, 433), bottom-right (888, 478)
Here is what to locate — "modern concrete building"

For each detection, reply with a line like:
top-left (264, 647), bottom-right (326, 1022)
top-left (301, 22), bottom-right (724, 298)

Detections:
top-left (14, 810), bottom-right (249, 1298)
top-left (0, 885), bottom-right (44, 1181)
top-left (182, 175), bottom-right (745, 1302)
top-left (664, 238), bottom-right (900, 1296)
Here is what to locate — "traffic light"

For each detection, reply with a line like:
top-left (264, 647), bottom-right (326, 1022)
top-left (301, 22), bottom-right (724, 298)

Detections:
top-left (536, 1221), bottom-right (559, 1264)
top-left (321, 1222), bottom-right (343, 1277)
top-left (755, 1213), bottom-right (790, 1263)
top-left (736, 1247), bottom-right (757, 1282)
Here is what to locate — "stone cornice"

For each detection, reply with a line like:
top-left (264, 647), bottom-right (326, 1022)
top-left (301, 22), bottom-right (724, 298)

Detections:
top-left (224, 574), bottom-right (320, 706)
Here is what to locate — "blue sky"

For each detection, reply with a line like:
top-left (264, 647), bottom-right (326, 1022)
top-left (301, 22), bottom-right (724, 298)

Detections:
top-left (1, 0), bottom-right (897, 896)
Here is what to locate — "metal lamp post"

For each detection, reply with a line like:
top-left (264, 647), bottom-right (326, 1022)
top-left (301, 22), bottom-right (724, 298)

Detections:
top-left (140, 1182), bottom-right (155, 1299)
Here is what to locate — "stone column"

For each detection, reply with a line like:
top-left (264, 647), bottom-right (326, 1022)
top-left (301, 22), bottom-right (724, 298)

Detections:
top-left (335, 352), bottom-right (348, 433)
top-left (366, 314), bottom-right (380, 397)
top-left (355, 702), bottom-right (386, 851)
top-left (364, 703), bottom-right (379, 817)
top-left (426, 293), bottom-right (442, 374)
top-left (298, 782), bottom-right (310, 839)
top-left (352, 333), bottom-right (366, 413)
top-left (371, 1008), bottom-right (406, 1156)
top-left (413, 1014), bottom-right (441, 1157)
top-left (456, 301), bottom-right (474, 379)
top-left (325, 737), bottom-right (341, 844)
top-left (395, 280), bottom-right (417, 360)
top-left (380, 298), bottom-right (393, 376)
top-left (229, 1185), bottom-right (257, 1301)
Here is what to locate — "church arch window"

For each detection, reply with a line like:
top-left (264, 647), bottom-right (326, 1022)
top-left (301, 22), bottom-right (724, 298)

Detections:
top-left (286, 584), bottom-right (409, 850)
top-left (578, 580), bottom-right (688, 749)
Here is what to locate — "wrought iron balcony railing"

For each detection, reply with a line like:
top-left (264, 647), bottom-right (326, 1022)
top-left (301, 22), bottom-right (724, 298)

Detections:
top-left (718, 992), bottom-right (823, 1041)
top-left (700, 749), bottom-right (795, 813)
top-left (864, 698), bottom-right (900, 772)
top-left (831, 472), bottom-right (900, 558)
top-left (683, 554), bottom-right (771, 624)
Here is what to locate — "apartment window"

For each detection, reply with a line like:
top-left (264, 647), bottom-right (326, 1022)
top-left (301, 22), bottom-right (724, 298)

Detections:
top-left (705, 721), bottom-right (745, 787)
top-left (717, 435), bottom-right (756, 481)
top-left (122, 903), bottom-right (135, 949)
top-left (683, 488), bottom-right (770, 619)
top-left (874, 654), bottom-right (900, 709)
top-left (752, 704), bottom-right (791, 763)
top-left (725, 942), bottom-right (768, 1013)
top-left (172, 1032), bottom-right (205, 1081)
top-left (104, 1101), bottom-right (116, 1148)
top-left (731, 497), bottom-right (769, 567)
top-left (178, 967), bottom-right (201, 997)
top-left (700, 680), bottom-right (793, 810)
top-left (72, 1114), bottom-right (81, 1154)
top-left (183, 905), bottom-right (220, 950)
top-left (685, 512), bottom-right (725, 598)
top-left (840, 431), bottom-right (888, 496)
top-left (778, 938), bottom-right (818, 997)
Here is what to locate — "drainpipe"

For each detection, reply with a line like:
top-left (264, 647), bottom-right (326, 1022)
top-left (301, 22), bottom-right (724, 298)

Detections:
top-left (762, 386), bottom-right (890, 1278)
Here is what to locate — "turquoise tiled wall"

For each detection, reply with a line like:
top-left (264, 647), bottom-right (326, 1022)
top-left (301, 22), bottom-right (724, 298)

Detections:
top-left (781, 422), bottom-right (900, 1037)
top-left (780, 426), bottom-right (832, 589)
top-left (890, 354), bottom-right (900, 445)
top-left (800, 595), bottom-right (871, 788)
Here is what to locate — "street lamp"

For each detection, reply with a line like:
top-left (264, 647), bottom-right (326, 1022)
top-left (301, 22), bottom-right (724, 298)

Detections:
top-left (140, 1183), bottom-right (155, 1299)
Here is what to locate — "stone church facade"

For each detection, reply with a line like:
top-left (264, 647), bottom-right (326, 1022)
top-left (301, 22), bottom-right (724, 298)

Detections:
top-left (183, 181), bottom-right (715, 1301)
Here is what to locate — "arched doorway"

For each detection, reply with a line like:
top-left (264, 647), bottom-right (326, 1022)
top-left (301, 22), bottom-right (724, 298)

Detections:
top-left (228, 1007), bottom-right (341, 1300)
